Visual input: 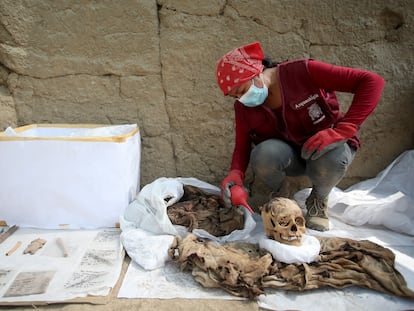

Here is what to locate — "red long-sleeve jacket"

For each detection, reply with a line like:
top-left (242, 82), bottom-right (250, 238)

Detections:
top-left (230, 59), bottom-right (385, 174)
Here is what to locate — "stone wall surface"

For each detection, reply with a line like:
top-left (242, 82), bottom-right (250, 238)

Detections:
top-left (0, 0), bottom-right (413, 207)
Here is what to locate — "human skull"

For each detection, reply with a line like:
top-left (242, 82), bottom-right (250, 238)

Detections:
top-left (260, 197), bottom-right (306, 246)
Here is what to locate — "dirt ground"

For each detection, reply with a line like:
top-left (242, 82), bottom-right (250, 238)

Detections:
top-left (0, 256), bottom-right (262, 311)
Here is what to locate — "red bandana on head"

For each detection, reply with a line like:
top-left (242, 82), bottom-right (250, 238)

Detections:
top-left (216, 42), bottom-right (265, 95)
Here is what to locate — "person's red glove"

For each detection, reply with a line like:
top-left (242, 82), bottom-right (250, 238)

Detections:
top-left (221, 170), bottom-right (244, 189)
top-left (221, 170), bottom-right (243, 207)
top-left (301, 122), bottom-right (358, 160)
top-left (220, 170), bottom-right (254, 214)
top-left (227, 185), bottom-right (254, 214)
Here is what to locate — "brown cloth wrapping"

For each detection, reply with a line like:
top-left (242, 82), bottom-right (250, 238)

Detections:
top-left (167, 185), bottom-right (244, 237)
top-left (169, 234), bottom-right (414, 300)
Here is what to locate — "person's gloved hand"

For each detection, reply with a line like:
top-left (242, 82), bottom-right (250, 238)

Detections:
top-left (227, 185), bottom-right (254, 214)
top-left (301, 122), bottom-right (358, 160)
top-left (221, 170), bottom-right (254, 214)
top-left (221, 170), bottom-right (244, 207)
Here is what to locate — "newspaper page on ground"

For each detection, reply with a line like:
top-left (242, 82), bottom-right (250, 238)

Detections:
top-left (0, 227), bottom-right (124, 305)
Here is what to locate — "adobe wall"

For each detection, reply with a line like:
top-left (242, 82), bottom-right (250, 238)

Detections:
top-left (0, 0), bottom-right (413, 206)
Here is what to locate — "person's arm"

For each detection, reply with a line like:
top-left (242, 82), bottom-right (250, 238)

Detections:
top-left (221, 102), bottom-right (253, 211)
top-left (307, 60), bottom-right (385, 126)
top-left (229, 102), bottom-right (252, 174)
top-left (302, 60), bottom-right (385, 160)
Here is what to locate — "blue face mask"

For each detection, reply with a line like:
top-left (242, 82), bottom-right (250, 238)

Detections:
top-left (238, 74), bottom-right (268, 107)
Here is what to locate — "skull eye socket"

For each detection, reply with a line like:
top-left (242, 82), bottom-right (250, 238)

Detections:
top-left (295, 217), bottom-right (304, 226)
top-left (278, 217), bottom-right (290, 227)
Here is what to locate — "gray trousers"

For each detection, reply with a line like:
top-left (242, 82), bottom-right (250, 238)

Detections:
top-left (250, 139), bottom-right (356, 199)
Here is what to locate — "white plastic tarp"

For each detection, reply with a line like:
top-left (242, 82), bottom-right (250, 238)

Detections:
top-left (120, 177), bottom-right (256, 270)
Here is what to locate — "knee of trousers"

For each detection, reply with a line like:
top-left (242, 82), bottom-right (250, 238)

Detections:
top-left (250, 139), bottom-right (293, 174)
top-left (307, 153), bottom-right (352, 182)
top-left (311, 144), bottom-right (354, 173)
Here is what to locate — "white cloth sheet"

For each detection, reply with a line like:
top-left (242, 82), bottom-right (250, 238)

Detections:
top-left (328, 149), bottom-right (414, 236)
top-left (118, 214), bottom-right (414, 310)
top-left (120, 177), bottom-right (256, 270)
top-left (118, 150), bottom-right (414, 310)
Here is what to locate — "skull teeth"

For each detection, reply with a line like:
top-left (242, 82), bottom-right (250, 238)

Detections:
top-left (282, 236), bottom-right (298, 241)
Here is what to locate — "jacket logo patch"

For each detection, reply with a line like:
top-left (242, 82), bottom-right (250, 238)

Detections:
top-left (307, 103), bottom-right (326, 124)
top-left (295, 94), bottom-right (319, 109)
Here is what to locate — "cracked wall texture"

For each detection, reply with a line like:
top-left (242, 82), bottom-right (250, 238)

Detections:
top-left (0, 0), bottom-right (413, 207)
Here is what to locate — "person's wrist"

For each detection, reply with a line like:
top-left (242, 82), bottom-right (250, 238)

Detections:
top-left (226, 169), bottom-right (244, 185)
top-left (335, 122), bottom-right (358, 137)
